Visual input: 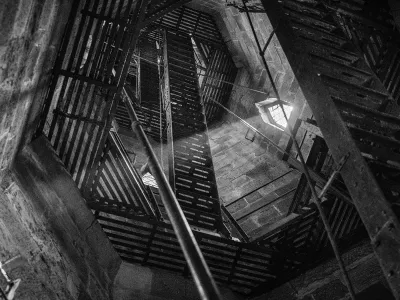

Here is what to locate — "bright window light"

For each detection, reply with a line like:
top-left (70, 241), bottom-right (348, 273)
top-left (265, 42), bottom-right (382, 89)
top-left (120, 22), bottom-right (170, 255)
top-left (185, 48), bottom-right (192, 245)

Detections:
top-left (142, 172), bottom-right (158, 188)
top-left (268, 103), bottom-right (293, 128)
top-left (255, 98), bottom-right (293, 130)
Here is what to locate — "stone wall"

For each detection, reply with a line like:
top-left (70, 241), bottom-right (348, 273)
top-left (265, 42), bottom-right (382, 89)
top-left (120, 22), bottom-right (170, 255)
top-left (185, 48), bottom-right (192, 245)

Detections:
top-left (187, 1), bottom-right (315, 154)
top-left (208, 72), bottom-right (301, 235)
top-left (185, 2), bottom-right (321, 236)
top-left (113, 262), bottom-right (245, 300)
top-left (188, 1), bottom-right (309, 115)
top-left (0, 0), bottom-right (73, 179)
top-left (253, 241), bottom-right (394, 300)
top-left (209, 117), bottom-right (299, 235)
top-left (0, 136), bottom-right (120, 299)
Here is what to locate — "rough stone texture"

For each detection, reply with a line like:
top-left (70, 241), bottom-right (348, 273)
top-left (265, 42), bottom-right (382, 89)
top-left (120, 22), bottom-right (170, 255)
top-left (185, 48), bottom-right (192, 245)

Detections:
top-left (184, 3), bottom-right (317, 236)
top-left (188, 1), bottom-right (308, 114)
top-left (253, 241), bottom-right (393, 300)
top-left (187, 1), bottom-right (313, 154)
top-left (0, 0), bottom-right (72, 179)
top-left (0, 135), bottom-right (121, 299)
top-left (113, 262), bottom-right (245, 300)
top-left (208, 108), bottom-right (300, 234)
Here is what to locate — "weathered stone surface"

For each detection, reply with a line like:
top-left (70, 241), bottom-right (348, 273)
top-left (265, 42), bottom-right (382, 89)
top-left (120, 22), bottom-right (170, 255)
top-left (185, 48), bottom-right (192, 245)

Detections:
top-left (0, 0), bottom-right (73, 178)
top-left (113, 262), bottom-right (245, 300)
top-left (209, 110), bottom-right (300, 233)
top-left (0, 136), bottom-right (120, 299)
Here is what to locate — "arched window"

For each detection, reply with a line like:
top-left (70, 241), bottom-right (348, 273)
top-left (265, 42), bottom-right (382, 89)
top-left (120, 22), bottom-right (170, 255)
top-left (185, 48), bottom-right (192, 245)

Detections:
top-left (255, 98), bottom-right (293, 130)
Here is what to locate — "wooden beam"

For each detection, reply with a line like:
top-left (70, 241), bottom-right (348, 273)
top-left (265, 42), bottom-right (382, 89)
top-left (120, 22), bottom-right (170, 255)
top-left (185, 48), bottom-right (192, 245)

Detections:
top-left (140, 0), bottom-right (192, 28)
top-left (301, 119), bottom-right (323, 138)
top-left (258, 0), bottom-right (400, 298)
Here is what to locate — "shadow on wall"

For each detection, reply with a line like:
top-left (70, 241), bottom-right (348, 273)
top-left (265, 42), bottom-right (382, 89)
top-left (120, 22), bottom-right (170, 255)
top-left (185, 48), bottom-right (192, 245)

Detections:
top-left (356, 282), bottom-right (395, 300)
top-left (113, 262), bottom-right (245, 300)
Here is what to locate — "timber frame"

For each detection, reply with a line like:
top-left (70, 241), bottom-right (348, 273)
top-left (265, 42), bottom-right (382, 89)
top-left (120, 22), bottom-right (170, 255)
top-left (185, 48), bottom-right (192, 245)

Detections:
top-left (260, 0), bottom-right (400, 297)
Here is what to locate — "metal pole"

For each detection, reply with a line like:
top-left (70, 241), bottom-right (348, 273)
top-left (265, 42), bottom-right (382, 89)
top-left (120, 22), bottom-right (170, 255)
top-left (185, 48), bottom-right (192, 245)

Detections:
top-left (122, 89), bottom-right (222, 300)
top-left (242, 2), bottom-right (357, 299)
top-left (157, 36), bottom-right (164, 171)
top-left (227, 169), bottom-right (294, 207)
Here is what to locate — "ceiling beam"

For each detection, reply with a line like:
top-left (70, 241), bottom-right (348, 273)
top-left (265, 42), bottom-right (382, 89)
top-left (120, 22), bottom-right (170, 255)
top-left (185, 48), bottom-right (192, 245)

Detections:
top-left (141, 0), bottom-right (192, 28)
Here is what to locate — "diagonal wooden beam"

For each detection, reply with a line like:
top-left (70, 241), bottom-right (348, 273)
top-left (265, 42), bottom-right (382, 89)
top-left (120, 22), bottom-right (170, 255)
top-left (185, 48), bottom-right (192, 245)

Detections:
top-left (140, 0), bottom-right (192, 28)
top-left (255, 0), bottom-right (400, 298)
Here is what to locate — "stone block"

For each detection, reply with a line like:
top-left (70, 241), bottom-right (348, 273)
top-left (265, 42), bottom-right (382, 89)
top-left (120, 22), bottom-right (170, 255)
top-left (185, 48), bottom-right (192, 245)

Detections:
top-left (258, 184), bottom-right (279, 197)
top-left (232, 174), bottom-right (252, 188)
top-left (215, 163), bottom-right (233, 177)
top-left (238, 217), bottom-right (260, 232)
top-left (244, 190), bottom-right (263, 203)
top-left (225, 198), bottom-right (248, 214)
top-left (219, 162), bottom-right (255, 182)
top-left (234, 15), bottom-right (245, 32)
top-left (274, 178), bottom-right (298, 196)
top-left (233, 192), bottom-right (276, 220)
top-left (245, 159), bottom-right (272, 179)
top-left (254, 205), bottom-right (283, 225)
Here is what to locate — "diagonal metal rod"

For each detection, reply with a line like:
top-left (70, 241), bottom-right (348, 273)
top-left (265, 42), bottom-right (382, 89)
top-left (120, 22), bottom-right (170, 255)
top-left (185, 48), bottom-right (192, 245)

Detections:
top-left (121, 88), bottom-right (222, 300)
top-left (227, 170), bottom-right (294, 207)
top-left (318, 155), bottom-right (349, 200)
top-left (210, 98), bottom-right (352, 204)
top-left (242, 2), bottom-right (357, 299)
top-left (261, 22), bottom-right (280, 55)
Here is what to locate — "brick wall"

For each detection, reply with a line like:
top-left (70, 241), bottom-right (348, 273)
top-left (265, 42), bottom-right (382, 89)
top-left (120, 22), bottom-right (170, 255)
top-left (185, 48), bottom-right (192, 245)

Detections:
top-left (0, 0), bottom-right (71, 178)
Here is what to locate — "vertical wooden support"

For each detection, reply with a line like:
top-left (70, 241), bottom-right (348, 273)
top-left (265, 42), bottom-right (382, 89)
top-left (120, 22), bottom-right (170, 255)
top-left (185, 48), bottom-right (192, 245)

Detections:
top-left (163, 31), bottom-right (223, 232)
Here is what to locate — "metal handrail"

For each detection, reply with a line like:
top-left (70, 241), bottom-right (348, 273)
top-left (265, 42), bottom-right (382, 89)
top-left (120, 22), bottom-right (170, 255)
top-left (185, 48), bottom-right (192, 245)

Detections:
top-left (242, 1), bottom-right (357, 298)
top-left (122, 87), bottom-right (222, 300)
top-left (210, 98), bottom-right (352, 204)
top-left (227, 169), bottom-right (295, 208)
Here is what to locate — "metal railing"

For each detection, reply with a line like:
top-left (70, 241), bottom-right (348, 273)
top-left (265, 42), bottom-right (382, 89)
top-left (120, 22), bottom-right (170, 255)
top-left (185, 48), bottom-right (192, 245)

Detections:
top-left (121, 86), bottom-right (222, 300)
top-left (241, 1), bottom-right (357, 298)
